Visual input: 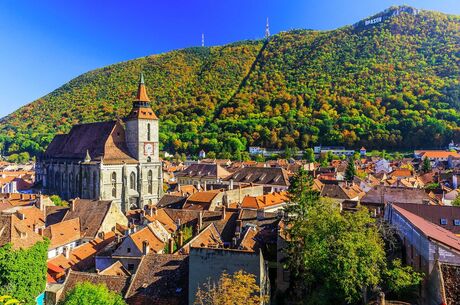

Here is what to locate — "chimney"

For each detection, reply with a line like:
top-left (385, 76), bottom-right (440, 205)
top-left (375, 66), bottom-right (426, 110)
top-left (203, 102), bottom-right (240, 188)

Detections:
top-left (257, 208), bottom-right (265, 221)
top-left (229, 179), bottom-right (234, 190)
top-left (37, 194), bottom-right (45, 211)
top-left (262, 195), bottom-right (267, 207)
top-left (178, 230), bottom-right (184, 247)
top-left (236, 220), bottom-right (243, 233)
top-left (142, 240), bottom-right (150, 255)
top-left (168, 238), bottom-right (174, 254)
top-left (203, 181), bottom-right (207, 192)
top-left (38, 227), bottom-right (44, 236)
top-left (70, 199), bottom-right (76, 212)
top-left (198, 211), bottom-right (203, 231)
top-left (222, 206), bottom-right (226, 220)
top-left (63, 247), bottom-right (70, 259)
top-left (17, 211), bottom-right (25, 221)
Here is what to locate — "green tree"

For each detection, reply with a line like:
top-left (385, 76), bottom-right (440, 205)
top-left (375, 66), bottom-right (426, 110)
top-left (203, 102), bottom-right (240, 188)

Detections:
top-left (49, 195), bottom-right (68, 207)
top-left (0, 240), bottom-right (49, 305)
top-left (452, 195), bottom-right (460, 207)
top-left (285, 169), bottom-right (385, 304)
top-left (194, 270), bottom-right (267, 305)
top-left (421, 157), bottom-right (432, 173)
top-left (344, 156), bottom-right (357, 182)
top-left (383, 259), bottom-right (423, 301)
top-left (303, 148), bottom-right (315, 163)
top-left (60, 282), bottom-right (126, 305)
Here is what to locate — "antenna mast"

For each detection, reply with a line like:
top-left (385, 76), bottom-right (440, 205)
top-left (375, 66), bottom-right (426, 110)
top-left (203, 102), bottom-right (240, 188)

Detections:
top-left (202, 33), bottom-right (205, 47)
top-left (265, 17), bottom-right (270, 39)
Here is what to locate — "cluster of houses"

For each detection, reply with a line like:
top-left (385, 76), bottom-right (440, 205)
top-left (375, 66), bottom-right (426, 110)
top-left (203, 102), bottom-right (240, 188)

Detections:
top-left (1, 147), bottom-right (460, 304)
top-left (3, 76), bottom-right (460, 304)
top-left (0, 162), bottom-right (35, 193)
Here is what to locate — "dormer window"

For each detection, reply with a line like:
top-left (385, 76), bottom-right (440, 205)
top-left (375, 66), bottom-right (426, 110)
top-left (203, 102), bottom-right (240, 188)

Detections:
top-left (440, 218), bottom-right (448, 225)
top-left (454, 219), bottom-right (460, 226)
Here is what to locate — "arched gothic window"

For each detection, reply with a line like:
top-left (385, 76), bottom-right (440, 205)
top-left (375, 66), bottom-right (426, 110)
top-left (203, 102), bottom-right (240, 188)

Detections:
top-left (92, 172), bottom-right (97, 198)
top-left (130, 172), bottom-right (136, 190)
top-left (147, 123), bottom-right (151, 141)
top-left (147, 170), bottom-right (153, 194)
top-left (111, 172), bottom-right (117, 198)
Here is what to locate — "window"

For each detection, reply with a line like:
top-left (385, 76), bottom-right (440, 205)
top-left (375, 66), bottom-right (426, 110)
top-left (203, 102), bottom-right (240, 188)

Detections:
top-left (69, 174), bottom-right (73, 194)
top-left (127, 247), bottom-right (131, 253)
top-left (440, 218), bottom-right (448, 225)
top-left (147, 123), bottom-right (151, 141)
top-left (127, 263), bottom-right (134, 271)
top-left (454, 219), bottom-right (460, 226)
top-left (111, 172), bottom-right (117, 198)
top-left (147, 156), bottom-right (152, 162)
top-left (92, 172), bottom-right (97, 198)
top-left (148, 170), bottom-right (153, 194)
top-left (83, 171), bottom-right (88, 189)
top-left (130, 172), bottom-right (136, 190)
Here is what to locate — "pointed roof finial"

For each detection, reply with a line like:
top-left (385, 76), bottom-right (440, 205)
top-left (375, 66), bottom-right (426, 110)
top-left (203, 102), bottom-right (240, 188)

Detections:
top-left (84, 149), bottom-right (91, 163)
top-left (139, 72), bottom-right (145, 84)
top-left (136, 72), bottom-right (150, 102)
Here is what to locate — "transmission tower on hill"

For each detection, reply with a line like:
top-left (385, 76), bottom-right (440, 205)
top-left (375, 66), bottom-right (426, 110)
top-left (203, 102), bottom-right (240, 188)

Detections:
top-left (202, 33), bottom-right (205, 47)
top-left (265, 17), bottom-right (270, 39)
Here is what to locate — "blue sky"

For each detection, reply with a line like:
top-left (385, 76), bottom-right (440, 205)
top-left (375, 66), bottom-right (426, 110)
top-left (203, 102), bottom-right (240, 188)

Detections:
top-left (0, 0), bottom-right (459, 118)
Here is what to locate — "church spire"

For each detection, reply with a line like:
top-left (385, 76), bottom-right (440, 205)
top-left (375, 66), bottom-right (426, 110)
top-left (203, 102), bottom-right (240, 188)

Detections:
top-left (126, 73), bottom-right (158, 120)
top-left (135, 72), bottom-right (150, 102)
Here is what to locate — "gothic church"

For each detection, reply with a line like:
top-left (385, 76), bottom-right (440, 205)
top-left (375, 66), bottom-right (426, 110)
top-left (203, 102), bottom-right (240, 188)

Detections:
top-left (37, 74), bottom-right (162, 212)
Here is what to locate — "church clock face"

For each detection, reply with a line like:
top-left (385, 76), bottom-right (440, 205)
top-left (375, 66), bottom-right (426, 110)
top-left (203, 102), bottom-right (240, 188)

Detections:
top-left (144, 143), bottom-right (154, 156)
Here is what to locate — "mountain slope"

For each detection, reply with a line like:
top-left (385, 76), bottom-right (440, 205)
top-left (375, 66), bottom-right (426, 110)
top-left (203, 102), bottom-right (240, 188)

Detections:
top-left (1, 6), bottom-right (459, 158)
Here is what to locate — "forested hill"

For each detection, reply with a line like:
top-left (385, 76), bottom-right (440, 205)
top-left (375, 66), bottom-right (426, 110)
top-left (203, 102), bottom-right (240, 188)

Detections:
top-left (1, 6), bottom-right (459, 159)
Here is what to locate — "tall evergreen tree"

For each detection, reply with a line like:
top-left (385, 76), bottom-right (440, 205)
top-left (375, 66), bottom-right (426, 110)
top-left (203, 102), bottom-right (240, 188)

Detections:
top-left (421, 157), bottom-right (432, 173)
top-left (344, 156), bottom-right (357, 182)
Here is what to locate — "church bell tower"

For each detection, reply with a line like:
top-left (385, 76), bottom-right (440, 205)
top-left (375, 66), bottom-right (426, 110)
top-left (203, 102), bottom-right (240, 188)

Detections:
top-left (125, 73), bottom-right (159, 163)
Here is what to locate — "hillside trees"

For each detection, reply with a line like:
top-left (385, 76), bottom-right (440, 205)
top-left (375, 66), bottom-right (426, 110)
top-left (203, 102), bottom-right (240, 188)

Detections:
top-left (0, 8), bottom-right (458, 158)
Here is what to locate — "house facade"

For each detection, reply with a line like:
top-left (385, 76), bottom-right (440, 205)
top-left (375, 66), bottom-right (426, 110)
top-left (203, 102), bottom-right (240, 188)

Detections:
top-left (36, 74), bottom-right (163, 213)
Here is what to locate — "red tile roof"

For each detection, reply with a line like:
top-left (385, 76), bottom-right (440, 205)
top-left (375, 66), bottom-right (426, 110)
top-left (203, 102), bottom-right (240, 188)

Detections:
top-left (392, 205), bottom-right (460, 252)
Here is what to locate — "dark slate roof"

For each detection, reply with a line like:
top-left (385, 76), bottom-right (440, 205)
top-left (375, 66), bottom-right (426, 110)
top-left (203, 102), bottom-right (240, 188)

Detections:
top-left (361, 186), bottom-right (432, 205)
top-left (163, 209), bottom-right (237, 243)
top-left (157, 195), bottom-right (187, 209)
top-left (394, 202), bottom-right (460, 234)
top-left (44, 121), bottom-right (116, 160)
top-left (62, 199), bottom-right (112, 239)
top-left (125, 254), bottom-right (189, 305)
top-left (223, 167), bottom-right (290, 187)
top-left (321, 184), bottom-right (349, 200)
top-left (45, 206), bottom-right (69, 226)
top-left (175, 163), bottom-right (230, 179)
top-left (59, 270), bottom-right (130, 302)
top-left (43, 121), bottom-right (137, 164)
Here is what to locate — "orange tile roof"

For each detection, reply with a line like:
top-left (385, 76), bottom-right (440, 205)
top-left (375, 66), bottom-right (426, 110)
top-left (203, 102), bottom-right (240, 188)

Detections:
top-left (48, 231), bottom-right (115, 271)
top-left (390, 168), bottom-right (413, 178)
top-left (0, 214), bottom-right (44, 249)
top-left (418, 151), bottom-right (460, 159)
top-left (241, 192), bottom-right (289, 209)
top-left (142, 208), bottom-right (177, 233)
top-left (45, 218), bottom-right (81, 249)
top-left (178, 223), bottom-right (223, 254)
top-left (130, 226), bottom-right (165, 254)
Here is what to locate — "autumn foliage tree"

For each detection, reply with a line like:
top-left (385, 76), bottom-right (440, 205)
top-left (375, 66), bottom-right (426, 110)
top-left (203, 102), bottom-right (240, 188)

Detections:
top-left (194, 270), bottom-right (267, 305)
